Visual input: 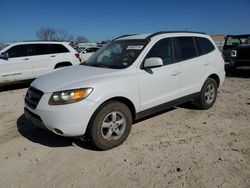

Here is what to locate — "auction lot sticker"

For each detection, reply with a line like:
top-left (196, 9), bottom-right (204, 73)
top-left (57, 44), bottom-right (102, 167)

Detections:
top-left (127, 45), bottom-right (144, 50)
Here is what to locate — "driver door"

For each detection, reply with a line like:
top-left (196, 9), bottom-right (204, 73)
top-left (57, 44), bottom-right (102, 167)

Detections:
top-left (138, 38), bottom-right (181, 111)
top-left (0, 44), bottom-right (33, 83)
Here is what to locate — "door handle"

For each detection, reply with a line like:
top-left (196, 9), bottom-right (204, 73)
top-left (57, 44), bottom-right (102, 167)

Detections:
top-left (22, 58), bottom-right (30, 61)
top-left (204, 62), bottom-right (210, 66)
top-left (171, 71), bottom-right (180, 76)
top-left (50, 55), bottom-right (56, 58)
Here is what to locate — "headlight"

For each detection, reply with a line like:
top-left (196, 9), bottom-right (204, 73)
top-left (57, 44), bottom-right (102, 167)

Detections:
top-left (231, 50), bottom-right (237, 57)
top-left (49, 88), bottom-right (93, 105)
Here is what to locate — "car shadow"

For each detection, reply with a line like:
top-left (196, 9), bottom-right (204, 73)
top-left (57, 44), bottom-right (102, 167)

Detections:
top-left (16, 114), bottom-right (98, 151)
top-left (0, 82), bottom-right (31, 92)
top-left (225, 64), bottom-right (250, 78)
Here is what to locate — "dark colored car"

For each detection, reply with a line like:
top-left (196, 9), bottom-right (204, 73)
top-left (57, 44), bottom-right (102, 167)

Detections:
top-left (223, 34), bottom-right (250, 67)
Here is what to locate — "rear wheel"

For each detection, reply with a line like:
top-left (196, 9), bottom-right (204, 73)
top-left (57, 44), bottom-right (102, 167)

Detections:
top-left (88, 101), bottom-right (132, 150)
top-left (195, 78), bottom-right (218, 110)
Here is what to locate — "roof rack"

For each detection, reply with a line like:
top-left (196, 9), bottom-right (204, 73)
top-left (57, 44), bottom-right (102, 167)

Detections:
top-left (145, 31), bottom-right (206, 40)
top-left (113, 34), bottom-right (136, 41)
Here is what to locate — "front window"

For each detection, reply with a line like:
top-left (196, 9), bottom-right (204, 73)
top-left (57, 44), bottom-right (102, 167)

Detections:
top-left (82, 40), bottom-right (148, 69)
top-left (243, 37), bottom-right (250, 44)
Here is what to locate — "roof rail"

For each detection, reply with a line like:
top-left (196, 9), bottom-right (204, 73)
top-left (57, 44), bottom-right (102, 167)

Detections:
top-left (146, 31), bottom-right (206, 40)
top-left (113, 34), bottom-right (136, 41)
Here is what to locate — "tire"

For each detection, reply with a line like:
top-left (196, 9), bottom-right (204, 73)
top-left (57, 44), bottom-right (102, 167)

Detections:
top-left (88, 101), bottom-right (132, 150)
top-left (195, 78), bottom-right (218, 110)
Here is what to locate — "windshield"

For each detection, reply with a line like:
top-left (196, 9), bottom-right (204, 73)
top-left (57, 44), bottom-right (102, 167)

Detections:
top-left (82, 39), bottom-right (148, 69)
top-left (226, 36), bottom-right (250, 46)
top-left (0, 44), bottom-right (9, 51)
top-left (243, 37), bottom-right (250, 44)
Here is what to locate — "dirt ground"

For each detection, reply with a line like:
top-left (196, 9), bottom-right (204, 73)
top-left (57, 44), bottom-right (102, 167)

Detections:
top-left (0, 66), bottom-right (249, 188)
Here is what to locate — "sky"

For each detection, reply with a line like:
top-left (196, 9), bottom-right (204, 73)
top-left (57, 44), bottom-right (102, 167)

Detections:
top-left (0, 0), bottom-right (250, 43)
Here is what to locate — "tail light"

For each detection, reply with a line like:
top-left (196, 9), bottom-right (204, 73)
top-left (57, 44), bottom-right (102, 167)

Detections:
top-left (75, 53), bottom-right (81, 62)
top-left (75, 53), bottom-right (80, 59)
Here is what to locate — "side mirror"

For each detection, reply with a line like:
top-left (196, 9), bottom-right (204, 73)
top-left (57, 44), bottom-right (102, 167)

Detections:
top-left (0, 52), bottom-right (9, 60)
top-left (144, 57), bottom-right (163, 68)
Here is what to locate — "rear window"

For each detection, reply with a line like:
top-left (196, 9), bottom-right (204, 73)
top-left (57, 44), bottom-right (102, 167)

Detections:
top-left (51, 44), bottom-right (69, 53)
top-left (175, 37), bottom-right (197, 61)
top-left (195, 37), bottom-right (215, 55)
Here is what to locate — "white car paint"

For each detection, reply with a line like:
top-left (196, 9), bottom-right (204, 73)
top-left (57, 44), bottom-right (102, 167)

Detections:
top-left (0, 41), bottom-right (80, 85)
top-left (24, 32), bottom-right (225, 137)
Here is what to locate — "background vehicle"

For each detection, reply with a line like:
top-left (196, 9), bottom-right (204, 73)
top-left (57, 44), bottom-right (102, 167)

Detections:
top-left (228, 36), bottom-right (250, 68)
top-left (24, 31), bottom-right (225, 150)
top-left (0, 41), bottom-right (80, 85)
top-left (222, 34), bottom-right (250, 62)
top-left (79, 47), bottom-right (100, 62)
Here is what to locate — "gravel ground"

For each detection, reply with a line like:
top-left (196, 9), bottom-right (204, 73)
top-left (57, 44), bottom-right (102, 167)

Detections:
top-left (0, 66), bottom-right (249, 188)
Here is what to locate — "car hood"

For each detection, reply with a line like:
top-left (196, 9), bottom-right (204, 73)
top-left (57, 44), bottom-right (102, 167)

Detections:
top-left (31, 65), bottom-right (122, 93)
top-left (234, 44), bottom-right (250, 50)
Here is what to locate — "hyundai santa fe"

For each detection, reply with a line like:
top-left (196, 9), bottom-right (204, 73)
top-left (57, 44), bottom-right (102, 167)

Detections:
top-left (24, 31), bottom-right (225, 150)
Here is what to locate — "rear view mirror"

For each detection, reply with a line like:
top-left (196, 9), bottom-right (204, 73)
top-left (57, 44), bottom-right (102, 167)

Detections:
top-left (144, 57), bottom-right (163, 68)
top-left (0, 52), bottom-right (9, 60)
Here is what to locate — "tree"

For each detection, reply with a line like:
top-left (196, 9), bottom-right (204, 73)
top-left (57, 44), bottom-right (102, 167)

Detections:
top-left (36, 27), bottom-right (56, 41)
top-left (55, 29), bottom-right (74, 42)
top-left (75, 36), bottom-right (89, 43)
top-left (36, 27), bottom-right (79, 42)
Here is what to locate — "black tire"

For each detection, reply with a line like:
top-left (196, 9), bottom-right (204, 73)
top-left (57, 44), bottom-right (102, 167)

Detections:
top-left (195, 78), bottom-right (218, 110)
top-left (88, 101), bottom-right (132, 150)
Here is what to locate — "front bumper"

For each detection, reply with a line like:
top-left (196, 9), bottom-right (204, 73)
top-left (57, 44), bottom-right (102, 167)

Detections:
top-left (24, 92), bottom-right (97, 137)
top-left (229, 58), bottom-right (250, 67)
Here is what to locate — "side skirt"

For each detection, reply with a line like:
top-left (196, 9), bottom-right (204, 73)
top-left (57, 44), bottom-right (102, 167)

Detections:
top-left (135, 92), bottom-right (200, 120)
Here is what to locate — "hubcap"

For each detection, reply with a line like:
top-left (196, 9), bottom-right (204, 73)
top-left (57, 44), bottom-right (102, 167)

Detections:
top-left (204, 84), bottom-right (215, 104)
top-left (101, 111), bottom-right (126, 141)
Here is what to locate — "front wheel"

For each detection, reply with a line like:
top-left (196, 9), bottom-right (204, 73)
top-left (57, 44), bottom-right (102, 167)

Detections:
top-left (88, 101), bottom-right (132, 150)
top-left (195, 78), bottom-right (218, 110)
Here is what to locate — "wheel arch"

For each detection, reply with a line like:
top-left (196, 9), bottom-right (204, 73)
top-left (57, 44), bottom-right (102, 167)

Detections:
top-left (85, 96), bottom-right (136, 138)
top-left (54, 62), bottom-right (72, 69)
top-left (207, 74), bottom-right (220, 87)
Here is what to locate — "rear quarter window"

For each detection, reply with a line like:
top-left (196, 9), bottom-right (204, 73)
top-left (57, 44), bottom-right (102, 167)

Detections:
top-left (195, 37), bottom-right (215, 56)
top-left (51, 44), bottom-right (69, 53)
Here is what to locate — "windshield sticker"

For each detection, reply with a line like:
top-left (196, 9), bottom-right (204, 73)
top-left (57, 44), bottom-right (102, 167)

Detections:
top-left (127, 45), bottom-right (144, 50)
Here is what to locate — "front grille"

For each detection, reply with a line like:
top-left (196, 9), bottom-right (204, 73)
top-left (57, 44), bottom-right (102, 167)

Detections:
top-left (25, 86), bottom-right (44, 109)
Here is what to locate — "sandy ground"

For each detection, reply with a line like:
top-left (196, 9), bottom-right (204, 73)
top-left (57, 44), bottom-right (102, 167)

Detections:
top-left (0, 67), bottom-right (249, 188)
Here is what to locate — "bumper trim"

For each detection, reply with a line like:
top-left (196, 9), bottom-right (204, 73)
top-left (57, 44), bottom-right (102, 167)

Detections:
top-left (24, 107), bottom-right (47, 130)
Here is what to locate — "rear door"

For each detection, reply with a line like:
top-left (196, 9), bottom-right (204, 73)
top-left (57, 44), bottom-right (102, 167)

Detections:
top-left (0, 44), bottom-right (33, 83)
top-left (31, 44), bottom-right (54, 77)
top-left (174, 37), bottom-right (203, 97)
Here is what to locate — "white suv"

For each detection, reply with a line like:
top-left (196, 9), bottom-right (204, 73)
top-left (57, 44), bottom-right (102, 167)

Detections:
top-left (0, 41), bottom-right (80, 85)
top-left (24, 31), bottom-right (225, 150)
top-left (79, 47), bottom-right (100, 62)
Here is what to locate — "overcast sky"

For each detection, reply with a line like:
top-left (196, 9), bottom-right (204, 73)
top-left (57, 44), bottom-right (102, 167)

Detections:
top-left (0, 0), bottom-right (250, 43)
